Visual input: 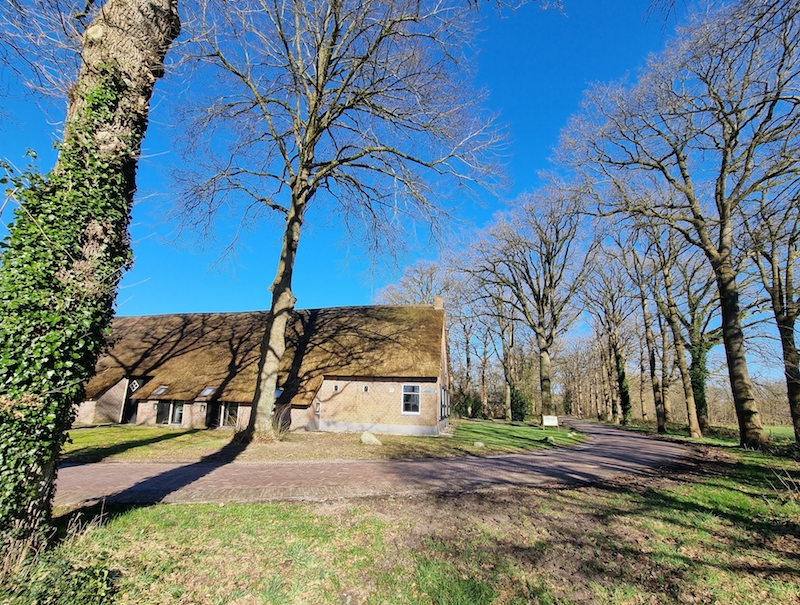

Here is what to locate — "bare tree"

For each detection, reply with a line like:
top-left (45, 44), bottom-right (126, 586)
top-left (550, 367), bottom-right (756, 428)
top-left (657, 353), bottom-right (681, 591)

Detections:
top-left (582, 250), bottom-right (638, 424)
top-left (480, 285), bottom-right (519, 421)
top-left (741, 186), bottom-right (800, 442)
top-left (375, 260), bottom-right (450, 306)
top-left (674, 242), bottom-right (724, 432)
top-left (564, 0), bottom-right (800, 446)
top-left (612, 228), bottom-right (668, 432)
top-left (644, 225), bottom-right (702, 438)
top-left (469, 185), bottom-right (595, 417)
top-left (0, 0), bottom-right (179, 539)
top-left (175, 0), bottom-right (499, 437)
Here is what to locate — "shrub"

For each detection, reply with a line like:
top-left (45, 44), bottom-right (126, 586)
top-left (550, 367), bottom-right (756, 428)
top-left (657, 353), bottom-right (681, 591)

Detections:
top-left (510, 388), bottom-right (531, 422)
top-left (452, 392), bottom-right (483, 419)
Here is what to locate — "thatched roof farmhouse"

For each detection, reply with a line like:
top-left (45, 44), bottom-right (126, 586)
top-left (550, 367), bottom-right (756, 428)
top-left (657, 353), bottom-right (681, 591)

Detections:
top-left (77, 304), bottom-right (451, 436)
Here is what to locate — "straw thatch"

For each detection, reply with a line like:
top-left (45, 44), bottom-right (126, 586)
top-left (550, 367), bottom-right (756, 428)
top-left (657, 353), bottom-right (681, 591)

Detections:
top-left (84, 305), bottom-right (445, 407)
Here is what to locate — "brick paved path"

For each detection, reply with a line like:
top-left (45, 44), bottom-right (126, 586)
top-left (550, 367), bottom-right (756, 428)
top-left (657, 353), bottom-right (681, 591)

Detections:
top-left (54, 419), bottom-right (688, 509)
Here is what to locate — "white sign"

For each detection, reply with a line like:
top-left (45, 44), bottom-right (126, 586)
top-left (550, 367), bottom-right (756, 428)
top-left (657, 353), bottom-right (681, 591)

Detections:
top-left (542, 415), bottom-right (559, 427)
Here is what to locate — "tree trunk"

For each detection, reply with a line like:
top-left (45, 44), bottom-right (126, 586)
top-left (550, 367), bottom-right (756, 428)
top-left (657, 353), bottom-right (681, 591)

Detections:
top-left (463, 324), bottom-right (472, 406)
top-left (659, 321), bottom-right (673, 424)
top-left (599, 346), bottom-right (611, 421)
top-left (776, 315), bottom-right (800, 444)
top-left (644, 310), bottom-right (667, 434)
top-left (480, 359), bottom-right (488, 418)
top-left (714, 262), bottom-right (767, 447)
top-left (639, 346), bottom-right (647, 422)
top-left (662, 296), bottom-right (702, 438)
top-left (611, 340), bottom-right (631, 425)
top-left (539, 345), bottom-right (553, 416)
top-left (689, 343), bottom-right (710, 432)
top-left (247, 186), bottom-right (308, 438)
top-left (0, 0), bottom-right (179, 541)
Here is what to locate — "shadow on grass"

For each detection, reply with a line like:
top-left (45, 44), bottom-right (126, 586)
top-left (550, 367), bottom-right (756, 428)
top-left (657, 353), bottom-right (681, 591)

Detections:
top-left (403, 453), bottom-right (800, 603)
top-left (61, 429), bottom-right (206, 464)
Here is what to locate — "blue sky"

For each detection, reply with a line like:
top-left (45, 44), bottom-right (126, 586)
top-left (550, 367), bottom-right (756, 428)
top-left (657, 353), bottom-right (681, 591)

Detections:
top-left (0, 1), bottom-right (682, 317)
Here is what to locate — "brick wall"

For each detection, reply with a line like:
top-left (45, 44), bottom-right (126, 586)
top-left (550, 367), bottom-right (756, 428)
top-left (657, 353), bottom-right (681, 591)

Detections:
top-left (73, 400), bottom-right (96, 425)
top-left (94, 378), bottom-right (128, 423)
top-left (316, 378), bottom-right (439, 429)
top-left (187, 401), bottom-right (207, 428)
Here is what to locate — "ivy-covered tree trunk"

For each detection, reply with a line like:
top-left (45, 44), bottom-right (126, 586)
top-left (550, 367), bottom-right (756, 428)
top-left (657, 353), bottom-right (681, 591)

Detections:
top-left (689, 343), bottom-right (711, 433)
top-left (0, 0), bottom-right (179, 541)
top-left (611, 340), bottom-right (631, 425)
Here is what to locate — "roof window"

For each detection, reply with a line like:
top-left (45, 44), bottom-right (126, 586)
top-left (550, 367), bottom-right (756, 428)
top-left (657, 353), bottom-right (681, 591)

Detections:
top-left (200, 386), bottom-right (216, 397)
top-left (153, 385), bottom-right (169, 396)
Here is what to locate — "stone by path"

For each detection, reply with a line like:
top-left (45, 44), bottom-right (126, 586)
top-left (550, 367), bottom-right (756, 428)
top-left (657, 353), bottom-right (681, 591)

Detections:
top-left (54, 419), bottom-right (688, 509)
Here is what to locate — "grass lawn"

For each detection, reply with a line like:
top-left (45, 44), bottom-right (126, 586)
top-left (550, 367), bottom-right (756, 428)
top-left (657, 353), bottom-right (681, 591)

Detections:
top-left (611, 420), bottom-right (798, 453)
top-left (6, 441), bottom-right (798, 604)
top-left (61, 419), bottom-right (582, 464)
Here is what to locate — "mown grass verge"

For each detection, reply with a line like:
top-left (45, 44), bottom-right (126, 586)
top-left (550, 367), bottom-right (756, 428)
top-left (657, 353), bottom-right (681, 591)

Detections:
top-left (611, 420), bottom-right (798, 457)
top-left (6, 440), bottom-right (797, 604)
top-left (62, 419), bottom-right (582, 464)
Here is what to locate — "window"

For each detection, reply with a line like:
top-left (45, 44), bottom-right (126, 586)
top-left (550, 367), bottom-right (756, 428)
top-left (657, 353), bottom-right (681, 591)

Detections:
top-left (156, 401), bottom-right (184, 425)
top-left (199, 386), bottom-right (216, 397)
top-left (222, 403), bottom-right (238, 427)
top-left (402, 385), bottom-right (420, 414)
top-left (153, 385), bottom-right (169, 396)
top-left (170, 402), bottom-right (184, 425)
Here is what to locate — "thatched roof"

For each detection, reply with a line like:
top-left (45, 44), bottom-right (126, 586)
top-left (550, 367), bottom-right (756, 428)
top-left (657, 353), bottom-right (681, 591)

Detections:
top-left (84, 305), bottom-right (445, 406)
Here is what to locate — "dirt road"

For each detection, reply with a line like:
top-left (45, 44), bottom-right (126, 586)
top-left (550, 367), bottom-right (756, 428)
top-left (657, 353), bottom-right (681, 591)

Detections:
top-left (54, 419), bottom-right (688, 509)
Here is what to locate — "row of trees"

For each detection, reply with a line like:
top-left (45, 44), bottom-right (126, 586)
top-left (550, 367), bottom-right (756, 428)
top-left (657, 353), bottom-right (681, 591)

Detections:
top-left (380, 0), bottom-right (800, 450)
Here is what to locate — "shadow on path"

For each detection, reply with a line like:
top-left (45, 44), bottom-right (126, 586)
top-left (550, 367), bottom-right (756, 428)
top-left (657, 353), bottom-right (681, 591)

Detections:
top-left (55, 419), bottom-right (690, 509)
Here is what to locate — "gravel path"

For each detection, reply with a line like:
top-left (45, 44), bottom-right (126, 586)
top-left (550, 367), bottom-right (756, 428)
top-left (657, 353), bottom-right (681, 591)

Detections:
top-left (54, 419), bottom-right (688, 509)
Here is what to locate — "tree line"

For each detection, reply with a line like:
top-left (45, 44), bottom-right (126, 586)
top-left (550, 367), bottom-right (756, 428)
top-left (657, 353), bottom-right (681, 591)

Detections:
top-left (379, 0), bottom-right (800, 452)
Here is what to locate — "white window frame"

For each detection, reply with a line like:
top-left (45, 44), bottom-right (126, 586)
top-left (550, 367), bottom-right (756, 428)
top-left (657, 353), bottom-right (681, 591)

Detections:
top-left (156, 400), bottom-right (185, 426)
top-left (401, 385), bottom-right (421, 415)
top-left (220, 402), bottom-right (238, 427)
top-left (170, 402), bottom-right (184, 425)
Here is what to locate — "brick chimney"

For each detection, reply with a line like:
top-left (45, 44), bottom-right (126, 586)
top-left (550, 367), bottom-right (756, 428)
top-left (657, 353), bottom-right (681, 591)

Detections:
top-left (433, 295), bottom-right (444, 310)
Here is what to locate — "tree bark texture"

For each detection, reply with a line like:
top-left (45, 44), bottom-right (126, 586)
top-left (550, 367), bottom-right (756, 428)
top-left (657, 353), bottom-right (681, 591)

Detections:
top-left (539, 346), bottom-right (553, 416)
top-left (247, 189), bottom-right (308, 437)
top-left (644, 309), bottom-right (666, 433)
top-left (611, 339), bottom-right (631, 425)
top-left (0, 0), bottom-right (179, 540)
top-left (776, 316), bottom-right (800, 444)
top-left (689, 344), bottom-right (711, 432)
top-left (660, 269), bottom-right (702, 438)
top-left (714, 262), bottom-right (767, 447)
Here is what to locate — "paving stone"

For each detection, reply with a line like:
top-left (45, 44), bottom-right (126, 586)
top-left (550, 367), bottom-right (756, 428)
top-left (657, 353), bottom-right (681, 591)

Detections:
top-left (55, 420), bottom-right (688, 508)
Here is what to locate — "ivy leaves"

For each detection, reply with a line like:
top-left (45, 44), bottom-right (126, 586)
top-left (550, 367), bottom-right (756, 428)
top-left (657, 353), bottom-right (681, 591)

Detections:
top-left (0, 64), bottom-right (135, 539)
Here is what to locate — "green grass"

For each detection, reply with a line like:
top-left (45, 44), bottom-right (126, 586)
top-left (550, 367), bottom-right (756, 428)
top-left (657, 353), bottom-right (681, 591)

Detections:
top-left (613, 420), bottom-right (797, 452)
top-left (8, 440), bottom-right (794, 604)
top-left (62, 419), bottom-right (583, 463)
